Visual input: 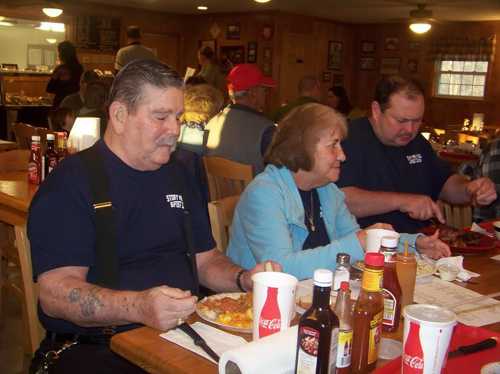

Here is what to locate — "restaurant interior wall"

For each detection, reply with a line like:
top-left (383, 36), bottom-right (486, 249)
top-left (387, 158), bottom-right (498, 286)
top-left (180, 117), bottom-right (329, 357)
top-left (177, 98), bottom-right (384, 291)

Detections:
top-left (352, 21), bottom-right (500, 131)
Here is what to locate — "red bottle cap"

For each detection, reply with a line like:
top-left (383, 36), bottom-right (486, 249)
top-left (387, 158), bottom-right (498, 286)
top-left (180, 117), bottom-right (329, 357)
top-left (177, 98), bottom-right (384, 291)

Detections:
top-left (364, 252), bottom-right (384, 267)
top-left (340, 281), bottom-right (349, 291)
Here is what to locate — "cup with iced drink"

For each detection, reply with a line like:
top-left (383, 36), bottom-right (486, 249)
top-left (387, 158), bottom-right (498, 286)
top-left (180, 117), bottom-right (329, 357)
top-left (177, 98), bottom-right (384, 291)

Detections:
top-left (402, 304), bottom-right (457, 374)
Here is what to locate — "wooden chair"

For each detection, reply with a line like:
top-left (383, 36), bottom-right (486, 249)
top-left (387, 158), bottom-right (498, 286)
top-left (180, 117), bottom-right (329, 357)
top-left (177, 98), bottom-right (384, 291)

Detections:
top-left (12, 122), bottom-right (38, 150)
top-left (0, 150), bottom-right (43, 354)
top-left (438, 200), bottom-right (472, 229)
top-left (207, 195), bottom-right (240, 253)
top-left (203, 156), bottom-right (253, 201)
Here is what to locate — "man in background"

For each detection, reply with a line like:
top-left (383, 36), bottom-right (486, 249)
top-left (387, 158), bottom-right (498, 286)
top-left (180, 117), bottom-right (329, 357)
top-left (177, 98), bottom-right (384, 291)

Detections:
top-left (59, 70), bottom-right (100, 115)
top-left (114, 25), bottom-right (158, 71)
top-left (205, 64), bottom-right (277, 174)
top-left (272, 75), bottom-right (322, 122)
top-left (337, 75), bottom-right (496, 233)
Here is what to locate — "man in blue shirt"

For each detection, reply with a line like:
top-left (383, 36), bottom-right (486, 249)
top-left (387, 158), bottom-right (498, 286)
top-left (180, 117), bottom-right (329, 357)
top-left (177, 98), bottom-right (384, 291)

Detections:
top-left (337, 76), bottom-right (496, 233)
top-left (28, 60), bottom-right (275, 373)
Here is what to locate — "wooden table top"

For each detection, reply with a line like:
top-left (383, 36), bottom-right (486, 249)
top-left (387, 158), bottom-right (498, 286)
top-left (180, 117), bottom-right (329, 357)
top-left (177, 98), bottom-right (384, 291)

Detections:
top-left (0, 171), bottom-right (37, 216)
top-left (111, 247), bottom-right (500, 374)
top-left (0, 139), bottom-right (18, 152)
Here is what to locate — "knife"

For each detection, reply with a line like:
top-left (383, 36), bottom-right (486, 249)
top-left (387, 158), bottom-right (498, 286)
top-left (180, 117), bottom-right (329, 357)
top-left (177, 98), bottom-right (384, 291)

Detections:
top-left (448, 337), bottom-right (497, 358)
top-left (177, 322), bottom-right (220, 363)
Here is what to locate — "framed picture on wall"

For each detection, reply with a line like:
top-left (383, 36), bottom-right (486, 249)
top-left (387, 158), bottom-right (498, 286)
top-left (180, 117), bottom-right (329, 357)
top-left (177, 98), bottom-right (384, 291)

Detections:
top-left (322, 71), bottom-right (332, 83)
top-left (262, 62), bottom-right (272, 76)
top-left (226, 23), bottom-right (241, 40)
top-left (360, 56), bottom-right (376, 70)
top-left (361, 41), bottom-right (376, 54)
top-left (384, 37), bottom-right (399, 51)
top-left (333, 74), bottom-right (344, 86)
top-left (199, 39), bottom-right (217, 54)
top-left (261, 25), bottom-right (273, 40)
top-left (380, 57), bottom-right (400, 74)
top-left (247, 42), bottom-right (257, 63)
top-left (328, 41), bottom-right (342, 70)
top-left (407, 58), bottom-right (418, 73)
top-left (263, 47), bottom-right (272, 61)
top-left (220, 45), bottom-right (245, 74)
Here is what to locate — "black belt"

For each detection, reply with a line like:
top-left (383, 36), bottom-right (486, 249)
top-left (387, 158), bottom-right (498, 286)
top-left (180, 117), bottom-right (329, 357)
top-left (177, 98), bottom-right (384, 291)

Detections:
top-left (46, 330), bottom-right (114, 345)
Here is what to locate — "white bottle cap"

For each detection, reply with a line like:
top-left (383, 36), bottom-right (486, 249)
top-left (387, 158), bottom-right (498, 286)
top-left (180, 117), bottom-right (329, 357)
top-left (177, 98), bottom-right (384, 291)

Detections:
top-left (313, 269), bottom-right (333, 287)
top-left (381, 236), bottom-right (398, 249)
top-left (47, 134), bottom-right (55, 140)
top-left (31, 135), bottom-right (41, 141)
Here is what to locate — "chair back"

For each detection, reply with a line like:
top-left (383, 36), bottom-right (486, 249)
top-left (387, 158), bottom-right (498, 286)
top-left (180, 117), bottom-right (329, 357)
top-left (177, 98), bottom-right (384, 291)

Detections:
top-left (203, 156), bottom-right (253, 201)
top-left (0, 224), bottom-right (44, 354)
top-left (12, 122), bottom-right (37, 149)
top-left (0, 149), bottom-right (30, 172)
top-left (208, 195), bottom-right (240, 253)
top-left (438, 200), bottom-right (472, 229)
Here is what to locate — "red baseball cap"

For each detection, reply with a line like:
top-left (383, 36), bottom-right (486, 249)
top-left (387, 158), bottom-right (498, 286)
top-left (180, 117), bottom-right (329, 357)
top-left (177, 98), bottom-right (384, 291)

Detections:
top-left (227, 64), bottom-right (277, 92)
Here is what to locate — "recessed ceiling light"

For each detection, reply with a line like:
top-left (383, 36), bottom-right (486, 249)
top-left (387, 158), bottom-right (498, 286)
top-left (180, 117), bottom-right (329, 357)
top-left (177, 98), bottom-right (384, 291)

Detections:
top-left (197, 6), bottom-right (208, 10)
top-left (42, 8), bottom-right (63, 17)
top-left (254, 0), bottom-right (271, 3)
top-left (409, 22), bottom-right (432, 34)
top-left (46, 38), bottom-right (57, 44)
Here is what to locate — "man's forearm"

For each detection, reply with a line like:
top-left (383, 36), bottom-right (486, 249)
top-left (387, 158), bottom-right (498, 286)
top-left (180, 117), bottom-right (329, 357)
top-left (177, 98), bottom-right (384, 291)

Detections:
top-left (39, 274), bottom-right (143, 328)
top-left (197, 249), bottom-right (242, 292)
top-left (341, 186), bottom-right (405, 218)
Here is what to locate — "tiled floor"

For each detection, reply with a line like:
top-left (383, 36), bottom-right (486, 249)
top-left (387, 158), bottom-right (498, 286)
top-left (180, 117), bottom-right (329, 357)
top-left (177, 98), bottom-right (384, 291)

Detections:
top-left (0, 293), bottom-right (31, 374)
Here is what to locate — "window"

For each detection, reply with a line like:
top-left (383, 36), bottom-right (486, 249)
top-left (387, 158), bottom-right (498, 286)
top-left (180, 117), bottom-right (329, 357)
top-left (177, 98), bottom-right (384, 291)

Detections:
top-left (435, 60), bottom-right (488, 98)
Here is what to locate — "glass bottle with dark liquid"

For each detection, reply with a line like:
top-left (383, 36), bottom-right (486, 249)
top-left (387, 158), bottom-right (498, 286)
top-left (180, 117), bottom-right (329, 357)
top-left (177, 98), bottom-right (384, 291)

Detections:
top-left (295, 269), bottom-right (339, 374)
top-left (351, 253), bottom-right (384, 373)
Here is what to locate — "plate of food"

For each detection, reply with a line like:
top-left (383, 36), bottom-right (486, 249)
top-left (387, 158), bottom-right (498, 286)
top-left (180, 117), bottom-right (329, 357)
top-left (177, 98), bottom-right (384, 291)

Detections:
top-left (196, 292), bottom-right (253, 333)
top-left (421, 224), bottom-right (497, 255)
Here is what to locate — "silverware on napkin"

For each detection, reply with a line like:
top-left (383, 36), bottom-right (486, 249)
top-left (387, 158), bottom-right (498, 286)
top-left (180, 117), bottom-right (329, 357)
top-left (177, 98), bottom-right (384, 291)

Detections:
top-left (177, 322), bottom-right (220, 363)
top-left (448, 337), bottom-right (497, 358)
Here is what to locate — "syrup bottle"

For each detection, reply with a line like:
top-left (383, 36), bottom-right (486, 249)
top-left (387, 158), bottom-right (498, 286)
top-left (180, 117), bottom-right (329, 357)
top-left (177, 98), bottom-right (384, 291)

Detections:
top-left (295, 269), bottom-right (339, 374)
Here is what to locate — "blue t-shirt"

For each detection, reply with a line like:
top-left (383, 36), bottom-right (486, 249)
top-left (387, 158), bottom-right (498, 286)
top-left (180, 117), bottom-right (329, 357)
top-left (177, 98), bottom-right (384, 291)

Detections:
top-left (337, 117), bottom-right (452, 233)
top-left (28, 140), bottom-right (215, 334)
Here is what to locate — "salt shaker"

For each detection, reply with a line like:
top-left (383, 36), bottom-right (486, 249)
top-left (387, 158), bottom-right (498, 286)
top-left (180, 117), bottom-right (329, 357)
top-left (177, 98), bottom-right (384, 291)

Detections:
top-left (333, 253), bottom-right (351, 291)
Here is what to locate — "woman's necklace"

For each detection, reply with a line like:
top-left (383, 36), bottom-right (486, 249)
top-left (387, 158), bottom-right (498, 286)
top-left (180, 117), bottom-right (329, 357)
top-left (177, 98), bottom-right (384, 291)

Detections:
top-left (305, 191), bottom-right (316, 232)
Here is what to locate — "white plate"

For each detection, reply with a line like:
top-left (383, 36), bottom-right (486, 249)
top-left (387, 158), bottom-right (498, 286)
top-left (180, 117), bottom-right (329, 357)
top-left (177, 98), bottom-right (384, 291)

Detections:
top-left (196, 292), bottom-right (252, 333)
top-left (352, 257), bottom-right (436, 279)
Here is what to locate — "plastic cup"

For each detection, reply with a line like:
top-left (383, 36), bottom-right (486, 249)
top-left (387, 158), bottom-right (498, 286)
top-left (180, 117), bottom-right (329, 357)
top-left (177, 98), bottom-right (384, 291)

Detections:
top-left (251, 272), bottom-right (298, 341)
top-left (366, 229), bottom-right (400, 252)
top-left (402, 304), bottom-right (457, 374)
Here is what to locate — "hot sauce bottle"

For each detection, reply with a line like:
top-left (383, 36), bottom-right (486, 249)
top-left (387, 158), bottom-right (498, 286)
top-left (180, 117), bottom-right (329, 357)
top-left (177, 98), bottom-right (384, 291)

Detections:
top-left (334, 281), bottom-right (353, 373)
top-left (381, 237), bottom-right (402, 332)
top-left (28, 135), bottom-right (42, 185)
top-left (295, 269), bottom-right (339, 374)
top-left (351, 253), bottom-right (384, 374)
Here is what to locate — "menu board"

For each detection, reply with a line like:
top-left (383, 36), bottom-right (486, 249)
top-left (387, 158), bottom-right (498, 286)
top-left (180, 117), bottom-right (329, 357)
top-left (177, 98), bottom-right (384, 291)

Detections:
top-left (76, 16), bottom-right (121, 52)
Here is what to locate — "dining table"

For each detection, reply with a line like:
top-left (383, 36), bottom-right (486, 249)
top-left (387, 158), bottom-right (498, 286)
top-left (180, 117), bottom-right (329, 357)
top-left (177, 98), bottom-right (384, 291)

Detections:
top-left (110, 244), bottom-right (500, 374)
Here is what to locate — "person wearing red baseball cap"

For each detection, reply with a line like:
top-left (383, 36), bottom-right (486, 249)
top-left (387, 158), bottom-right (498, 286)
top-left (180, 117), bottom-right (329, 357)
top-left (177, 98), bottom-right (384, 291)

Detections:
top-left (205, 64), bottom-right (277, 174)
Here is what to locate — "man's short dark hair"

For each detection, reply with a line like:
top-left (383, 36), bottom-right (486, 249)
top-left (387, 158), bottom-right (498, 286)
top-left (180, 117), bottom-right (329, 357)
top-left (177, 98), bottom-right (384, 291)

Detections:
top-left (265, 103), bottom-right (347, 172)
top-left (375, 75), bottom-right (424, 112)
top-left (108, 59), bottom-right (183, 114)
top-left (81, 70), bottom-right (100, 85)
top-left (126, 25), bottom-right (141, 39)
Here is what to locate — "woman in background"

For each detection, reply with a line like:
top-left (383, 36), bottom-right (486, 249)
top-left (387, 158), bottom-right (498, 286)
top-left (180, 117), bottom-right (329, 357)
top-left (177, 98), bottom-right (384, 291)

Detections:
top-left (196, 46), bottom-right (226, 95)
top-left (46, 41), bottom-right (83, 108)
top-left (326, 85), bottom-right (365, 120)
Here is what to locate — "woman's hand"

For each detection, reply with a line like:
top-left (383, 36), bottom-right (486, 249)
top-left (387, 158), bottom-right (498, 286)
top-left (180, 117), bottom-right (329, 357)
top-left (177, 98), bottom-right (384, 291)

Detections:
top-left (356, 223), bottom-right (394, 251)
top-left (415, 230), bottom-right (451, 259)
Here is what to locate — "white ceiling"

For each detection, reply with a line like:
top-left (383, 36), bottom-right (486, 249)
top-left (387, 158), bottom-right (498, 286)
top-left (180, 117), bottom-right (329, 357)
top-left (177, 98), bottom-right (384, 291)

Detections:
top-left (80, 0), bottom-right (500, 23)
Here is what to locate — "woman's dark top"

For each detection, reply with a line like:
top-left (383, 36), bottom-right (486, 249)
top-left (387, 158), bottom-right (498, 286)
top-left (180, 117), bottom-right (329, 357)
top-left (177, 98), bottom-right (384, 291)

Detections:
top-left (46, 62), bottom-right (84, 108)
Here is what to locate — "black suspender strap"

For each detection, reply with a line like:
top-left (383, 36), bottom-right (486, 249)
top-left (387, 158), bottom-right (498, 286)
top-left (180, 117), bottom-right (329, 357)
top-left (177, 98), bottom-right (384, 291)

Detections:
top-left (175, 169), bottom-right (200, 297)
top-left (79, 145), bottom-right (119, 289)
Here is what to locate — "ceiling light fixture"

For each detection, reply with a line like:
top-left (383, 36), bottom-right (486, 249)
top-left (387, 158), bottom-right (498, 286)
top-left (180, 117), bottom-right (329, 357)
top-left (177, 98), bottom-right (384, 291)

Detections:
top-left (254, 0), bottom-right (271, 3)
top-left (42, 7), bottom-right (63, 18)
top-left (37, 21), bottom-right (65, 32)
top-left (409, 22), bottom-right (432, 34)
top-left (197, 6), bottom-right (208, 10)
top-left (46, 38), bottom-right (57, 44)
top-left (0, 21), bottom-right (13, 27)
